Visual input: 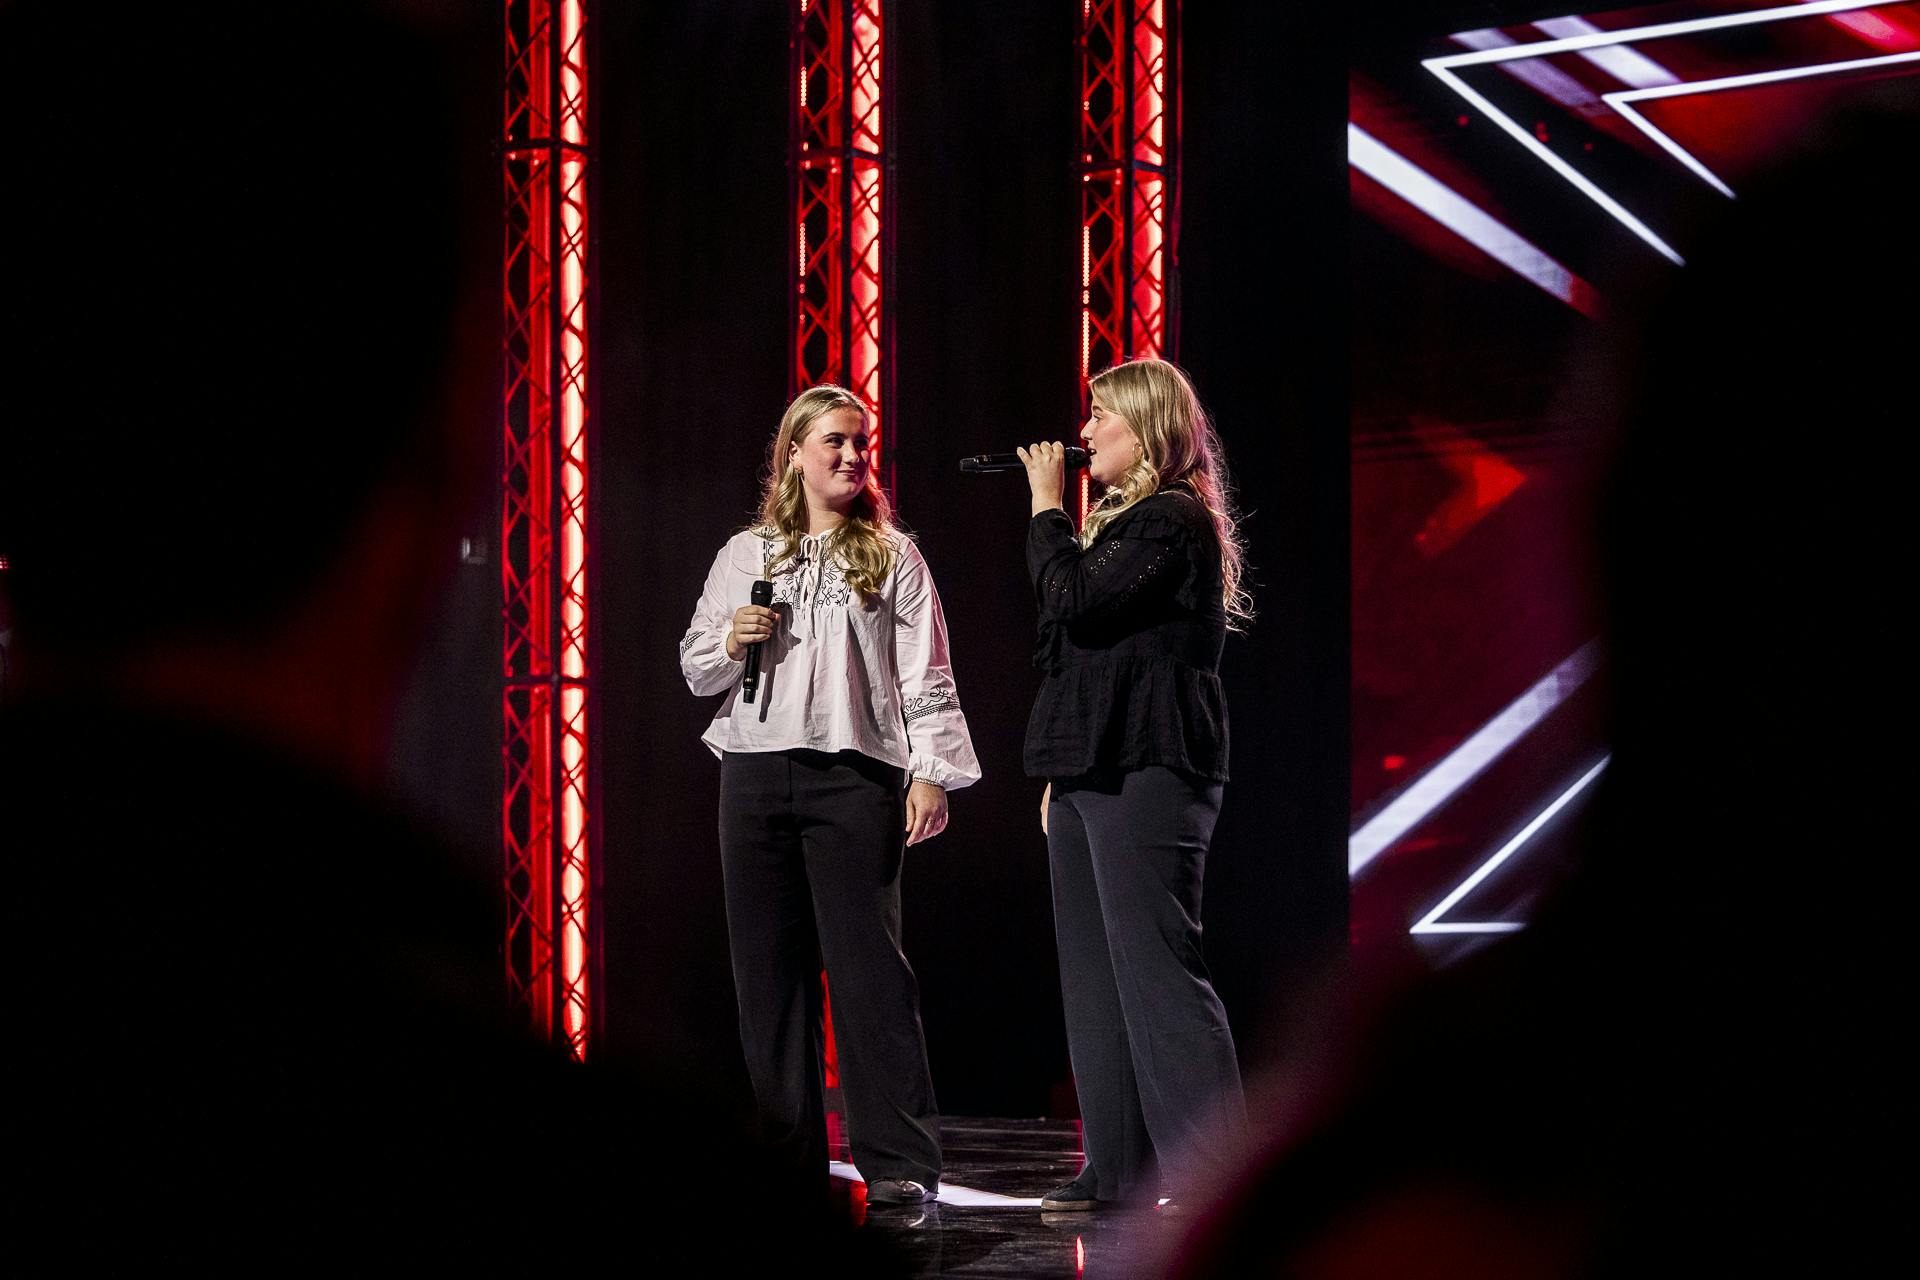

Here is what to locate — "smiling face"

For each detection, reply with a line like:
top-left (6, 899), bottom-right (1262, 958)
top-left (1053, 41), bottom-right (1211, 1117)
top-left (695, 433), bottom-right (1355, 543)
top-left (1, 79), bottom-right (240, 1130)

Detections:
top-left (787, 404), bottom-right (871, 514)
top-left (1081, 397), bottom-right (1141, 488)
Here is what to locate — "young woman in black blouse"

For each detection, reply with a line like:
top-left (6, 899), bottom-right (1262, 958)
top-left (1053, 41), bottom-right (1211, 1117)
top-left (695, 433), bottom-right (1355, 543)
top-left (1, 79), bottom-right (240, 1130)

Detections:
top-left (1015, 357), bottom-right (1251, 1212)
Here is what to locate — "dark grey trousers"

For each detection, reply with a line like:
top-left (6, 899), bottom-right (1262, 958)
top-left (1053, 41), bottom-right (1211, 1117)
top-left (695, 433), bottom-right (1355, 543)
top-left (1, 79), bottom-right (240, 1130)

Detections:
top-left (717, 749), bottom-right (941, 1189)
top-left (1048, 766), bottom-right (1247, 1199)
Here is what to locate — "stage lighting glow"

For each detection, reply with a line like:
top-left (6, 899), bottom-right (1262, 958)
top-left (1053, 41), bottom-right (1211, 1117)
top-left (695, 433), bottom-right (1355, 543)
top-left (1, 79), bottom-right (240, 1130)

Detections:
top-left (502, 0), bottom-right (594, 1057)
top-left (1826, 6), bottom-right (1919, 48)
top-left (1410, 756), bottom-right (1610, 935)
top-left (557, 0), bottom-right (591, 1062)
top-left (1426, 2), bottom-right (1904, 266)
top-left (1532, 15), bottom-right (1679, 89)
top-left (1079, 0), bottom-right (1172, 521)
top-left (1452, 28), bottom-right (1601, 111)
top-left (1421, 59), bottom-right (1684, 264)
top-left (849, 0), bottom-right (885, 466)
top-left (1349, 639), bottom-right (1602, 876)
top-left (1444, 2), bottom-right (1886, 68)
top-left (1605, 48), bottom-right (1920, 197)
top-left (794, 0), bottom-right (888, 476)
top-left (1348, 124), bottom-right (1599, 314)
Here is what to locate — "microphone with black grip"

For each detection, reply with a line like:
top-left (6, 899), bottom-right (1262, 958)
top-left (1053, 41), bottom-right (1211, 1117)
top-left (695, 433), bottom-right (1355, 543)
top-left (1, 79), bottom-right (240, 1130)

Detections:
top-left (741, 578), bottom-right (774, 704)
top-left (958, 446), bottom-right (1090, 474)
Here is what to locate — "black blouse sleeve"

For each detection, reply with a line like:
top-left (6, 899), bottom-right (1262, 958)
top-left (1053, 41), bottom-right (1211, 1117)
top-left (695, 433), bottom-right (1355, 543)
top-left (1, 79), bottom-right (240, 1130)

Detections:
top-left (1026, 500), bottom-right (1192, 626)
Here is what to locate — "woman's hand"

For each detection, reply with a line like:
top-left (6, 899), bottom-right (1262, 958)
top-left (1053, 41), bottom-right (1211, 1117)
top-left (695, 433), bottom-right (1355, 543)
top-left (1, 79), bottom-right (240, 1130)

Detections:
top-left (1040, 781), bottom-right (1051, 836)
top-left (905, 779), bottom-right (949, 846)
top-left (1016, 441), bottom-right (1068, 517)
top-left (725, 602), bottom-right (779, 661)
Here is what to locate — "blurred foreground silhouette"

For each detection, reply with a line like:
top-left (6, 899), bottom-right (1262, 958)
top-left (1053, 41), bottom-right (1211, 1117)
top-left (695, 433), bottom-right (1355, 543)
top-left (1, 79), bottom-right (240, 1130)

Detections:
top-left (1167, 95), bottom-right (1919, 1277)
top-left (0, 4), bottom-right (898, 1270)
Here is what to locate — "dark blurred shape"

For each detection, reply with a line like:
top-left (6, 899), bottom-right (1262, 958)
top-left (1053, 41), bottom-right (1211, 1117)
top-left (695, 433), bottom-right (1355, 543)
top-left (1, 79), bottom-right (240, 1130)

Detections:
top-left (0, 3), bottom-right (899, 1269)
top-left (0, 4), bottom-right (458, 656)
top-left (1167, 95), bottom-right (1919, 1276)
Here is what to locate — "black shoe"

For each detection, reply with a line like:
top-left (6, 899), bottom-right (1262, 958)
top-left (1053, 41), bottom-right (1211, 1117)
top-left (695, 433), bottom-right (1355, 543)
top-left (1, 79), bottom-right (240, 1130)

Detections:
top-left (865, 1178), bottom-right (936, 1205)
top-left (1039, 1171), bottom-right (1099, 1212)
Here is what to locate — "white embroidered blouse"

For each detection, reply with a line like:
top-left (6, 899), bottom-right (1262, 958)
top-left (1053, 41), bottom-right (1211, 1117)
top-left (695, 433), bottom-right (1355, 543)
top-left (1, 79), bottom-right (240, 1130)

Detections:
top-left (679, 527), bottom-right (982, 791)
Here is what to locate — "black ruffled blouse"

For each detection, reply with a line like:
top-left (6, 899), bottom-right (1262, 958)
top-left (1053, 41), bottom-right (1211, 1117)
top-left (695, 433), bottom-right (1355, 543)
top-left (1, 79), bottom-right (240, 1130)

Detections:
top-left (1023, 487), bottom-right (1229, 781)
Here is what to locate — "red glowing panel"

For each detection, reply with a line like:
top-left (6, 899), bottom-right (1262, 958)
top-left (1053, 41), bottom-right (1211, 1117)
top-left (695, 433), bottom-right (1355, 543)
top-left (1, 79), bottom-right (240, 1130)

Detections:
top-left (792, 0), bottom-right (887, 476)
top-left (1619, 51), bottom-right (1920, 195)
top-left (1827, 5), bottom-right (1920, 48)
top-left (503, 0), bottom-right (593, 1058)
top-left (1131, 0), bottom-right (1166, 166)
top-left (556, 0), bottom-right (591, 1062)
top-left (850, 157), bottom-right (884, 459)
top-left (1079, 0), bottom-right (1178, 523)
top-left (1129, 170), bottom-right (1167, 357)
top-left (851, 1), bottom-right (882, 153)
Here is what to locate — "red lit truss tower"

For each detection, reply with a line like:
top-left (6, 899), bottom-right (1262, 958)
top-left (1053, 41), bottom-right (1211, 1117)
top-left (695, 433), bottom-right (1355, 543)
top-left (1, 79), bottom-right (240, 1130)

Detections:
top-left (792, 0), bottom-right (893, 487)
top-left (503, 0), bottom-right (595, 1061)
top-left (1079, 0), bottom-right (1178, 518)
top-left (790, 0), bottom-right (891, 1093)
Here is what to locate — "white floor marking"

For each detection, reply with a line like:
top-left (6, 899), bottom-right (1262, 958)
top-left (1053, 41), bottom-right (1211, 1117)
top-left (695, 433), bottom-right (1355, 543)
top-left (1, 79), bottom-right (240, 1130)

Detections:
top-left (829, 1160), bottom-right (1044, 1208)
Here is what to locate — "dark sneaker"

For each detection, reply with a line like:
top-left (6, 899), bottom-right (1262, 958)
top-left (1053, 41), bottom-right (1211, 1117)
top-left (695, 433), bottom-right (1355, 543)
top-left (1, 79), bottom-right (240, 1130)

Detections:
top-left (1039, 1171), bottom-right (1099, 1212)
top-left (865, 1178), bottom-right (936, 1205)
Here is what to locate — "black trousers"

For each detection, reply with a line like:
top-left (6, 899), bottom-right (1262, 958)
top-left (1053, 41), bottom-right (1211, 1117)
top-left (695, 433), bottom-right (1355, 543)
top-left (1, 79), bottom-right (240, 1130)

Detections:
top-left (1048, 766), bottom-right (1247, 1199)
top-left (717, 749), bottom-right (941, 1188)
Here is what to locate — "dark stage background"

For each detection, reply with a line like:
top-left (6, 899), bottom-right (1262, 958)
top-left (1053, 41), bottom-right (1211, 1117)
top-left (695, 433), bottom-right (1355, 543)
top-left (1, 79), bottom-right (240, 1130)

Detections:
top-left (1345, 0), bottom-right (1920, 969)
top-left (564, 2), bottom-right (1350, 1117)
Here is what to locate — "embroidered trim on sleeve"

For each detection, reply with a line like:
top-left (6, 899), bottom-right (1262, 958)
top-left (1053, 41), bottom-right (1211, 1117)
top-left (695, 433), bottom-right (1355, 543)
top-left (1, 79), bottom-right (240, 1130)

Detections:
top-left (902, 690), bottom-right (959, 723)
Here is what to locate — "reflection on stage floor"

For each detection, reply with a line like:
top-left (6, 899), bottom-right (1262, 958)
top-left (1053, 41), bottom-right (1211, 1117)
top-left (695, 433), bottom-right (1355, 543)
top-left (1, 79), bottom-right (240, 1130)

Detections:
top-left (830, 1117), bottom-right (1189, 1278)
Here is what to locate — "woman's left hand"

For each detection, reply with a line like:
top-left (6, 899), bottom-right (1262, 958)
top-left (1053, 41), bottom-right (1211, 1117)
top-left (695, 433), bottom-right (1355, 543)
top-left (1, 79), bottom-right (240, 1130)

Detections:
top-left (1016, 442), bottom-right (1068, 517)
top-left (905, 779), bottom-right (949, 846)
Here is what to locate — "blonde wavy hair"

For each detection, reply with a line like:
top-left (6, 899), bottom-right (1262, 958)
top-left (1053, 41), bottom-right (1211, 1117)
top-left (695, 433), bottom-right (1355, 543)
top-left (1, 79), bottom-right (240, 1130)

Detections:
top-left (753, 384), bottom-right (897, 603)
top-left (1082, 358), bottom-right (1252, 625)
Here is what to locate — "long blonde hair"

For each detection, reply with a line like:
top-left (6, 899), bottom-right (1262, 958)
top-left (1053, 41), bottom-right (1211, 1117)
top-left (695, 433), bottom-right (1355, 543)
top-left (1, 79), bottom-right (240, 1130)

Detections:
top-left (753, 384), bottom-right (897, 602)
top-left (1083, 358), bottom-right (1252, 625)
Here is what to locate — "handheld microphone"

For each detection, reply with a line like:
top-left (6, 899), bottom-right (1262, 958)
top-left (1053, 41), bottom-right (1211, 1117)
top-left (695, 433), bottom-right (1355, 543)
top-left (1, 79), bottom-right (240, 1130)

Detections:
top-left (741, 578), bottom-right (773, 704)
top-left (959, 447), bottom-right (1089, 474)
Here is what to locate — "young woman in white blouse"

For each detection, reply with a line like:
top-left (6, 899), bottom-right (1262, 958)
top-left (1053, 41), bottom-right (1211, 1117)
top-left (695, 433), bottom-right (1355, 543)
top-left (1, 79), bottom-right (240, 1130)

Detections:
top-left (680, 384), bottom-right (980, 1207)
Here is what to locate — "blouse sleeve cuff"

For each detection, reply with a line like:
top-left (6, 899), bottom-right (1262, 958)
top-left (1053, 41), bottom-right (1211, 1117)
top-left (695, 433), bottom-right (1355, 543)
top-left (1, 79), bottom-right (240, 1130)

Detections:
top-left (680, 629), bottom-right (742, 695)
top-left (908, 752), bottom-right (980, 792)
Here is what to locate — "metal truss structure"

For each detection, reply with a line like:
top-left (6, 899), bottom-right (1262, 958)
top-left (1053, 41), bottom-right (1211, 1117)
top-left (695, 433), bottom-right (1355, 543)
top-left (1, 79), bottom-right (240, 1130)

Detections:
top-left (1080, 0), bottom-right (1179, 517)
top-left (789, 0), bottom-right (892, 1095)
top-left (792, 0), bottom-right (893, 485)
top-left (503, 0), bottom-right (594, 1060)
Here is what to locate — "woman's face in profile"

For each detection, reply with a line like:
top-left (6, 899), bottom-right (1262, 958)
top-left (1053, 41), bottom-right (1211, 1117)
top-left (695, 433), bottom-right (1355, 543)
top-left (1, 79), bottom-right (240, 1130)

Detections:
top-left (1081, 399), bottom-right (1139, 488)
top-left (789, 406), bottom-right (871, 512)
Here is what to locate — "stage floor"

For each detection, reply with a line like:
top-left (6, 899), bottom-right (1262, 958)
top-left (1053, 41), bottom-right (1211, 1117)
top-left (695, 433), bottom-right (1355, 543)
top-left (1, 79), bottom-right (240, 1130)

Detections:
top-left (830, 1117), bottom-right (1193, 1278)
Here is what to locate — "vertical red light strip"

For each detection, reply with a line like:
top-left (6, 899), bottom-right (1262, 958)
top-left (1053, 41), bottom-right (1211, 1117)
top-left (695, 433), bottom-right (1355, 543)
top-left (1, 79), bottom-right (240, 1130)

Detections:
top-left (1128, 1), bottom-right (1168, 358)
top-left (554, 0), bottom-right (592, 1063)
top-left (504, 0), bottom-right (593, 1060)
top-left (847, 0), bottom-right (885, 470)
top-left (1079, 0), bottom-right (1177, 523)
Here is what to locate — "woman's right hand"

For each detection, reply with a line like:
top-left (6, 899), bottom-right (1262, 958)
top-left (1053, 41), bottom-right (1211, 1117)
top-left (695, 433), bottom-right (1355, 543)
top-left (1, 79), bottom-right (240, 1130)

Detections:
top-left (1040, 781), bottom-right (1052, 836)
top-left (726, 603), bottom-right (779, 661)
top-left (1016, 442), bottom-right (1068, 517)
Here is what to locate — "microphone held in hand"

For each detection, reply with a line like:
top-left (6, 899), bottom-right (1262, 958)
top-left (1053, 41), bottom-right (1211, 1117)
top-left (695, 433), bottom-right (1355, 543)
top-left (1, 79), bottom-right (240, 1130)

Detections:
top-left (741, 578), bottom-right (774, 704)
top-left (958, 447), bottom-right (1090, 474)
